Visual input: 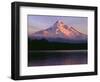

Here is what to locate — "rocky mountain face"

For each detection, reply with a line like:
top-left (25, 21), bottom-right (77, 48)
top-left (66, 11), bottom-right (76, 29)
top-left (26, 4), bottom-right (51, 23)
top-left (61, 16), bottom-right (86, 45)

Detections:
top-left (29, 20), bottom-right (87, 43)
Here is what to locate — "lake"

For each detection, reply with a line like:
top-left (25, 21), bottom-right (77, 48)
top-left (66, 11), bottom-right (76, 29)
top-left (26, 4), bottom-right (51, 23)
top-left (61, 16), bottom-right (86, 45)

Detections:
top-left (28, 50), bottom-right (87, 66)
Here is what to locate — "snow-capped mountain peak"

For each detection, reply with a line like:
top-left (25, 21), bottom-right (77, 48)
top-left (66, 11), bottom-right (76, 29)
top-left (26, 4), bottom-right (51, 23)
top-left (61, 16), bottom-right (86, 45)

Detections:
top-left (29, 20), bottom-right (87, 43)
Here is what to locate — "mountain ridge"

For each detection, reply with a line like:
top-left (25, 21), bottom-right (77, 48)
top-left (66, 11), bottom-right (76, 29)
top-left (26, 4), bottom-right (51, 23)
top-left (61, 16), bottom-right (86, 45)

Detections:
top-left (29, 20), bottom-right (87, 43)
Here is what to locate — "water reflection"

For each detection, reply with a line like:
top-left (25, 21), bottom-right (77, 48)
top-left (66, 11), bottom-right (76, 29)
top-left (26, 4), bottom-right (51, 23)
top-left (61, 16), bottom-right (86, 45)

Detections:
top-left (28, 50), bottom-right (87, 66)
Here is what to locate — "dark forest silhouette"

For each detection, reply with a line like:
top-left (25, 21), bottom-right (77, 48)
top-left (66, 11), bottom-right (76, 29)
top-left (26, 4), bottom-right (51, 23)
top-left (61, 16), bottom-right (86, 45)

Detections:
top-left (28, 38), bottom-right (87, 50)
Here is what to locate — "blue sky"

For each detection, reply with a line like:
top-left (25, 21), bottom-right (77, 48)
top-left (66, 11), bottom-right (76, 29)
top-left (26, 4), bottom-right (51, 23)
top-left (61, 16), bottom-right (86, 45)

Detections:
top-left (28, 15), bottom-right (88, 34)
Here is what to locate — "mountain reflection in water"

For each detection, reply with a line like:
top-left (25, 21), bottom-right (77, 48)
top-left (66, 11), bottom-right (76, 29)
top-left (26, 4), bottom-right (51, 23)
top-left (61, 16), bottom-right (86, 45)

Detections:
top-left (28, 50), bottom-right (87, 66)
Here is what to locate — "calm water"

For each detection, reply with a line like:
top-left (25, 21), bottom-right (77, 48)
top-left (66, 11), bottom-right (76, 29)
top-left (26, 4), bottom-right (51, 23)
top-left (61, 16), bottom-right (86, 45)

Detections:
top-left (28, 50), bottom-right (87, 66)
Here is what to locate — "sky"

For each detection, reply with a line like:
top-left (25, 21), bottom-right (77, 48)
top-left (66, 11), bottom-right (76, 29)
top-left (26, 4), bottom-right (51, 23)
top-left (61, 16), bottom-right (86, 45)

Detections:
top-left (28, 15), bottom-right (88, 35)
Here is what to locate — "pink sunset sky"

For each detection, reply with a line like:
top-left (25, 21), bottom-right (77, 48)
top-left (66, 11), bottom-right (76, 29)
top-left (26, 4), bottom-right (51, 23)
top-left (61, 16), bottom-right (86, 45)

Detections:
top-left (28, 15), bottom-right (88, 35)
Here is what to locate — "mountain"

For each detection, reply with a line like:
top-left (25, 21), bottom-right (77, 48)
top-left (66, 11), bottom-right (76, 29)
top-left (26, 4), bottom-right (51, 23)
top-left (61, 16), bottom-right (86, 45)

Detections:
top-left (29, 20), bottom-right (87, 43)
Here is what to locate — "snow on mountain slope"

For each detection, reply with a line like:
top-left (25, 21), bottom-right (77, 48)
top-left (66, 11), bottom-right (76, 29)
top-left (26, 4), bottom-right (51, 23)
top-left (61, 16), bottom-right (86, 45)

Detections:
top-left (29, 20), bottom-right (87, 43)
